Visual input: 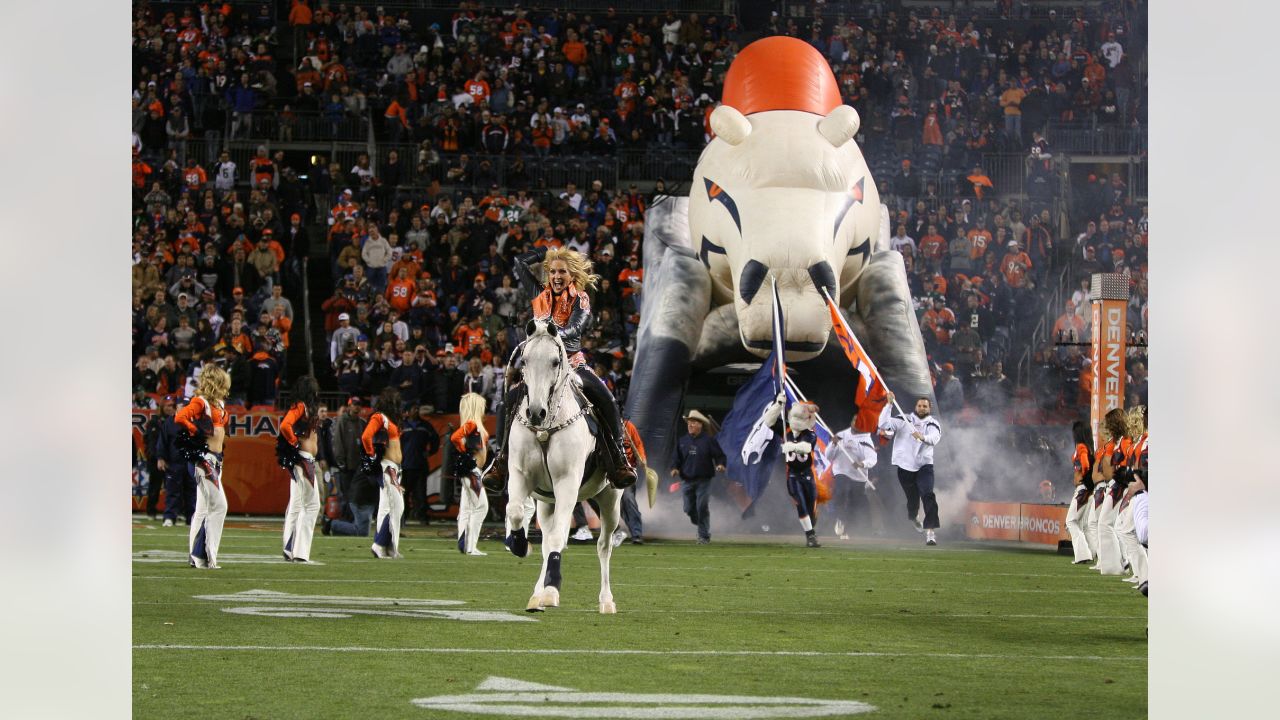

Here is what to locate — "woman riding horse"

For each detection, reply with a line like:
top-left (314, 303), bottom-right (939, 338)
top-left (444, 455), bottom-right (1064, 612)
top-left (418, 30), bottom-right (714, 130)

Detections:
top-left (482, 247), bottom-right (638, 490)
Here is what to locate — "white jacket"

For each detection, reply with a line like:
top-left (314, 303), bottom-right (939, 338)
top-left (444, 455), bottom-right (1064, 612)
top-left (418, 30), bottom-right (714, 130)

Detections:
top-left (878, 404), bottom-right (941, 471)
top-left (362, 235), bottom-right (392, 268)
top-left (826, 430), bottom-right (878, 482)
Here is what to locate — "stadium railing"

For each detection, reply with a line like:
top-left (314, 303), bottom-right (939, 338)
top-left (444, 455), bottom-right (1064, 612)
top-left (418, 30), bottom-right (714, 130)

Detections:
top-left (1045, 121), bottom-right (1147, 156)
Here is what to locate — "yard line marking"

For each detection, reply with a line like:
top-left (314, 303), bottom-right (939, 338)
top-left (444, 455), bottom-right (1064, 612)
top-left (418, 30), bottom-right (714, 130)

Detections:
top-left (130, 575), bottom-right (1134, 594)
top-left (130, 601), bottom-right (1143, 620)
top-left (131, 552), bottom-right (1082, 578)
top-left (411, 678), bottom-right (876, 718)
top-left (133, 644), bottom-right (1146, 662)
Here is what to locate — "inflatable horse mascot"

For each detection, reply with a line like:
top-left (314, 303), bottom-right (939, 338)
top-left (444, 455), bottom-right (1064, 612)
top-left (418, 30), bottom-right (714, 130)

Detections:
top-left (627, 36), bottom-right (933, 471)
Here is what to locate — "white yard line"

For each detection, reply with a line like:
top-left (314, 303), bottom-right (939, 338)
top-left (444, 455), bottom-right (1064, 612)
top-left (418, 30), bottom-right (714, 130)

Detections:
top-left (129, 600), bottom-right (1142, 620)
top-left (132, 644), bottom-right (1146, 662)
top-left (130, 575), bottom-right (1134, 594)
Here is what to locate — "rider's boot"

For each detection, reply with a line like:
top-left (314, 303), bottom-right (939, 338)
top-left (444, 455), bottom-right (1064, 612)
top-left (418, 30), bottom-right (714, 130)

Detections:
top-left (578, 368), bottom-right (637, 489)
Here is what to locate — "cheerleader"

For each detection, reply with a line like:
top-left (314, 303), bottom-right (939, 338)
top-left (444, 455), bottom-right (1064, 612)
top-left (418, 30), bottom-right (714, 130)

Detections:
top-left (1093, 408), bottom-right (1132, 575)
top-left (1114, 407), bottom-right (1148, 586)
top-left (277, 376), bottom-right (322, 563)
top-left (1064, 420), bottom-right (1096, 564)
top-left (362, 388), bottom-right (405, 559)
top-left (452, 393), bottom-right (490, 556)
top-left (174, 366), bottom-right (231, 569)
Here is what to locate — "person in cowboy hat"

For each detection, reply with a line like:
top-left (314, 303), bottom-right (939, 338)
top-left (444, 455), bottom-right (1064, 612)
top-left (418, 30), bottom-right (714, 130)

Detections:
top-left (670, 409), bottom-right (726, 544)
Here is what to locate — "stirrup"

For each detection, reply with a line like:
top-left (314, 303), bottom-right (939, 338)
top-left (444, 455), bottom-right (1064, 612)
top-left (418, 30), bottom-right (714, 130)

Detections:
top-left (480, 453), bottom-right (507, 492)
top-left (608, 459), bottom-right (638, 489)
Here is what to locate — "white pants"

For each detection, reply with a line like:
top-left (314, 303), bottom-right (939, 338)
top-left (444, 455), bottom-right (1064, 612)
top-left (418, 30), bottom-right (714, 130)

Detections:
top-left (1133, 492), bottom-right (1149, 546)
top-left (372, 460), bottom-right (404, 558)
top-left (1094, 482), bottom-right (1125, 575)
top-left (189, 452), bottom-right (228, 568)
top-left (1086, 486), bottom-right (1103, 560)
top-left (1115, 497), bottom-right (1148, 582)
top-left (283, 451), bottom-right (321, 561)
top-left (457, 473), bottom-right (489, 553)
top-left (1064, 486), bottom-right (1095, 563)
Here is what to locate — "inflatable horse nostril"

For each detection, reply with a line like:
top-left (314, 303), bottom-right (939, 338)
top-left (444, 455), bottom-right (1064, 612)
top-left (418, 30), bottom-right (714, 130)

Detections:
top-left (739, 259), bottom-right (769, 304)
top-left (807, 261), bottom-right (837, 300)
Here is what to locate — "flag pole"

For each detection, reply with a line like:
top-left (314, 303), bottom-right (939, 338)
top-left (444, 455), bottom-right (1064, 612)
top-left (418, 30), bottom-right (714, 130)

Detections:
top-left (772, 277), bottom-right (791, 442)
top-left (820, 286), bottom-right (912, 421)
top-left (783, 374), bottom-right (876, 491)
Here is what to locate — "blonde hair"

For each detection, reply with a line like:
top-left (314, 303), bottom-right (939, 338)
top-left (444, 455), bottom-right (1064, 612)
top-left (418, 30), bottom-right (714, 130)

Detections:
top-left (459, 392), bottom-right (489, 465)
top-left (455, 392), bottom-right (483, 443)
top-left (1125, 405), bottom-right (1146, 437)
top-left (197, 365), bottom-right (231, 403)
top-left (542, 247), bottom-right (600, 291)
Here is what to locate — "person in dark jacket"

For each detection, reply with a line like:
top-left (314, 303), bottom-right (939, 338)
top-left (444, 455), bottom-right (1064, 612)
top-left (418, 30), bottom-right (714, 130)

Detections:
top-left (143, 396), bottom-right (176, 519)
top-left (157, 403), bottom-right (197, 526)
top-left (669, 410), bottom-right (726, 544)
top-left (400, 405), bottom-right (442, 525)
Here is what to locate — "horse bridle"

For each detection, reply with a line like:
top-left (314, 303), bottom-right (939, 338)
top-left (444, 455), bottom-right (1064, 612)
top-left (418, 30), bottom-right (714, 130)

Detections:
top-left (516, 335), bottom-right (591, 444)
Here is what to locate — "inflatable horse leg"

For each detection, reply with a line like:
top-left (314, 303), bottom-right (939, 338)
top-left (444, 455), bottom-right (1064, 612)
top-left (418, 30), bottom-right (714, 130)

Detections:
top-left (847, 251), bottom-right (936, 407)
top-left (594, 486), bottom-right (623, 614)
top-left (625, 251), bottom-right (711, 475)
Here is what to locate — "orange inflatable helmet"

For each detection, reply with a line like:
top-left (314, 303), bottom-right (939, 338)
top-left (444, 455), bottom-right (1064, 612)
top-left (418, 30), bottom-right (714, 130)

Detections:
top-left (721, 36), bottom-right (842, 116)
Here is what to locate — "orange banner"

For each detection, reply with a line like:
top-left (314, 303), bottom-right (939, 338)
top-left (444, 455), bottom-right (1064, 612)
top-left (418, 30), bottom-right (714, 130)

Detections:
top-left (1090, 298), bottom-right (1127, 450)
top-left (132, 409), bottom-right (495, 515)
top-left (965, 502), bottom-right (1068, 546)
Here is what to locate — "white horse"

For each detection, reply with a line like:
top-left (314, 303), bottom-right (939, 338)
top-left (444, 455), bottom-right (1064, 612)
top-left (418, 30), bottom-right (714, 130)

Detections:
top-left (503, 320), bottom-right (623, 614)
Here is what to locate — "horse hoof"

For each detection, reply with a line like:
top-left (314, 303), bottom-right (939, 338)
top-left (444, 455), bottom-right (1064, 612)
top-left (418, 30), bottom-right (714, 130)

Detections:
top-left (599, 601), bottom-right (617, 615)
top-left (526, 596), bottom-right (544, 613)
top-left (541, 587), bottom-right (560, 608)
top-left (505, 530), bottom-right (529, 558)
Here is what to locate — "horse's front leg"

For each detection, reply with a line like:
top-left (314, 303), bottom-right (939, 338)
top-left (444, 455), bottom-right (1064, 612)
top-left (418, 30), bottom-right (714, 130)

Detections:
top-left (505, 461), bottom-right (533, 559)
top-left (595, 487), bottom-right (623, 615)
top-left (524, 499), bottom-right (555, 609)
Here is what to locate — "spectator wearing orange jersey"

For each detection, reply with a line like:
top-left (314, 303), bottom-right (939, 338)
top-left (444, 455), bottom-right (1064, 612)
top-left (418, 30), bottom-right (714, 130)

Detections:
top-left (386, 267), bottom-right (417, 313)
top-left (967, 218), bottom-right (992, 262)
top-left (998, 81), bottom-right (1025, 142)
top-left (464, 72), bottom-right (491, 106)
top-left (249, 147), bottom-right (277, 190)
top-left (562, 30), bottom-right (587, 65)
top-left (321, 54), bottom-right (348, 92)
top-left (132, 152), bottom-right (153, 191)
top-left (384, 96), bottom-right (410, 142)
top-left (1000, 239), bottom-right (1033, 288)
top-left (618, 255), bottom-right (643, 299)
top-left (918, 225), bottom-right (947, 272)
top-left (922, 297), bottom-right (956, 345)
top-left (288, 0), bottom-right (312, 27)
top-left (1053, 299), bottom-right (1086, 344)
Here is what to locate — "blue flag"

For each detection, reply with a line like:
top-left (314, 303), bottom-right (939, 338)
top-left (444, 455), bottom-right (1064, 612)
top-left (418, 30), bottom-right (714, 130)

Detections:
top-left (721, 351), bottom-right (783, 511)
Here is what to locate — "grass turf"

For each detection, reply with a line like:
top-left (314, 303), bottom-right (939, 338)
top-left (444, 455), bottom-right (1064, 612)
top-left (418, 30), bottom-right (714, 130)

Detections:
top-left (132, 520), bottom-right (1147, 718)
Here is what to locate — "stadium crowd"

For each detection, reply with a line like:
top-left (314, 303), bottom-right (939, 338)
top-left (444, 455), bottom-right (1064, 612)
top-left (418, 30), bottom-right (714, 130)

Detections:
top-left (132, 2), bottom-right (1147, 535)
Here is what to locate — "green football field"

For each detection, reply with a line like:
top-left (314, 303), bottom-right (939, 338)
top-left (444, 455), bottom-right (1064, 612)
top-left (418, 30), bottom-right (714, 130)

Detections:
top-left (132, 519), bottom-right (1147, 719)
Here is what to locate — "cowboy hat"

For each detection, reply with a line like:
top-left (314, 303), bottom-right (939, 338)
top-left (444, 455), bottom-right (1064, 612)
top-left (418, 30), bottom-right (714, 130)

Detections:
top-left (683, 409), bottom-right (713, 426)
